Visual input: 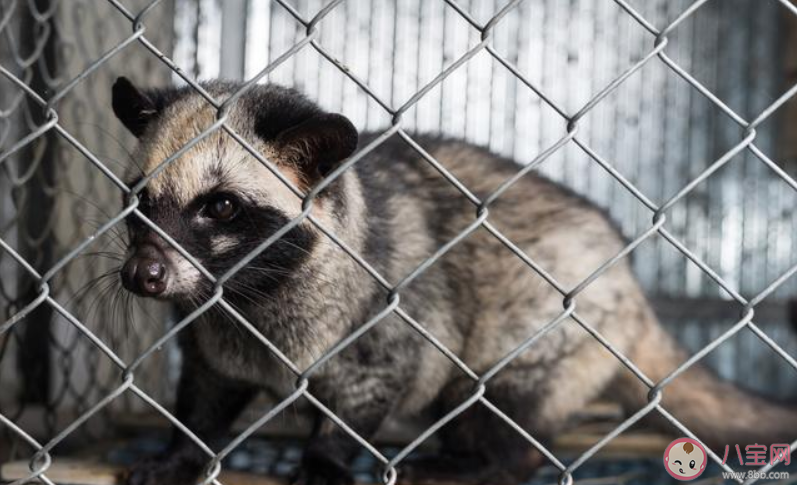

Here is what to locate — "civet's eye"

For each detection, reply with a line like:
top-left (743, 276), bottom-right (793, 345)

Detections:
top-left (205, 194), bottom-right (239, 221)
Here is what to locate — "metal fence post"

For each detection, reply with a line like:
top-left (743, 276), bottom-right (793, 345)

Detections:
top-left (16, 0), bottom-right (57, 407)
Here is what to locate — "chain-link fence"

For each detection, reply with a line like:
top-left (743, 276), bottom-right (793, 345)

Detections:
top-left (195, 0), bottom-right (797, 398)
top-left (2, 0), bottom-right (797, 484)
top-left (0, 0), bottom-right (179, 452)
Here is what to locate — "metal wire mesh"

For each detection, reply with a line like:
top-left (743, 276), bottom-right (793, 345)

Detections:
top-left (2, 1), bottom-right (797, 485)
top-left (201, 0), bottom-right (797, 396)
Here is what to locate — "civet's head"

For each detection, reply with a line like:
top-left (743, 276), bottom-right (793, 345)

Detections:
top-left (111, 77), bottom-right (357, 302)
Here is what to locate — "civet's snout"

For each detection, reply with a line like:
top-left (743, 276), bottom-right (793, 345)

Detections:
top-left (121, 244), bottom-right (169, 297)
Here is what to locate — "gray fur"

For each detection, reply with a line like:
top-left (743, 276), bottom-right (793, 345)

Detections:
top-left (115, 79), bottom-right (795, 485)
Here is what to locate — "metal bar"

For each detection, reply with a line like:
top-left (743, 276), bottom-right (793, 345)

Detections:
top-left (16, 0), bottom-right (56, 407)
top-left (219, 0), bottom-right (248, 80)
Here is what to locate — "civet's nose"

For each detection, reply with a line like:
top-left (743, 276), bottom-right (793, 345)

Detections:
top-left (121, 252), bottom-right (168, 297)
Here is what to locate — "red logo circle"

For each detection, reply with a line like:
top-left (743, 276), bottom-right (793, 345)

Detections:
top-left (663, 437), bottom-right (708, 481)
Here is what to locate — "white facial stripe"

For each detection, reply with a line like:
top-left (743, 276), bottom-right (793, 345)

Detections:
top-left (141, 133), bottom-right (304, 215)
top-left (164, 249), bottom-right (203, 297)
top-left (210, 235), bottom-right (239, 253)
top-left (132, 94), bottom-right (317, 220)
top-left (224, 159), bottom-right (303, 215)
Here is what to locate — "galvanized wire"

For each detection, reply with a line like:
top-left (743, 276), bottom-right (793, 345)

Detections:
top-left (1, 1), bottom-right (797, 485)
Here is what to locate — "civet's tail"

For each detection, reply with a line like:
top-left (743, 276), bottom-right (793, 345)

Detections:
top-left (612, 306), bottom-right (796, 450)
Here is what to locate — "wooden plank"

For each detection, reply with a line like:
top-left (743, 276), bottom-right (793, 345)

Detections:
top-left (0, 460), bottom-right (282, 485)
top-left (2, 425), bottom-right (668, 485)
top-left (1, 402), bottom-right (667, 485)
top-left (1, 428), bottom-right (667, 485)
top-left (1, 432), bottom-right (667, 485)
top-left (554, 431), bottom-right (673, 457)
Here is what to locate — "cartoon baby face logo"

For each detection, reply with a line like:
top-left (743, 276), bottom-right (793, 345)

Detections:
top-left (663, 437), bottom-right (707, 481)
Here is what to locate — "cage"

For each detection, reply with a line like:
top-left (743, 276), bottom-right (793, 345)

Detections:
top-left (2, 1), bottom-right (797, 484)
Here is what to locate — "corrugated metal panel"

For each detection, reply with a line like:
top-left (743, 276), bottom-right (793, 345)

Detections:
top-left (212, 0), bottom-right (792, 297)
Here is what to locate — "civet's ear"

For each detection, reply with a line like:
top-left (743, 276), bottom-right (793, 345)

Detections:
top-left (112, 77), bottom-right (159, 138)
top-left (274, 113), bottom-right (358, 180)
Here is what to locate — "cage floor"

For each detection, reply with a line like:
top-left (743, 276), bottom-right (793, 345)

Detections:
top-left (4, 433), bottom-right (796, 485)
